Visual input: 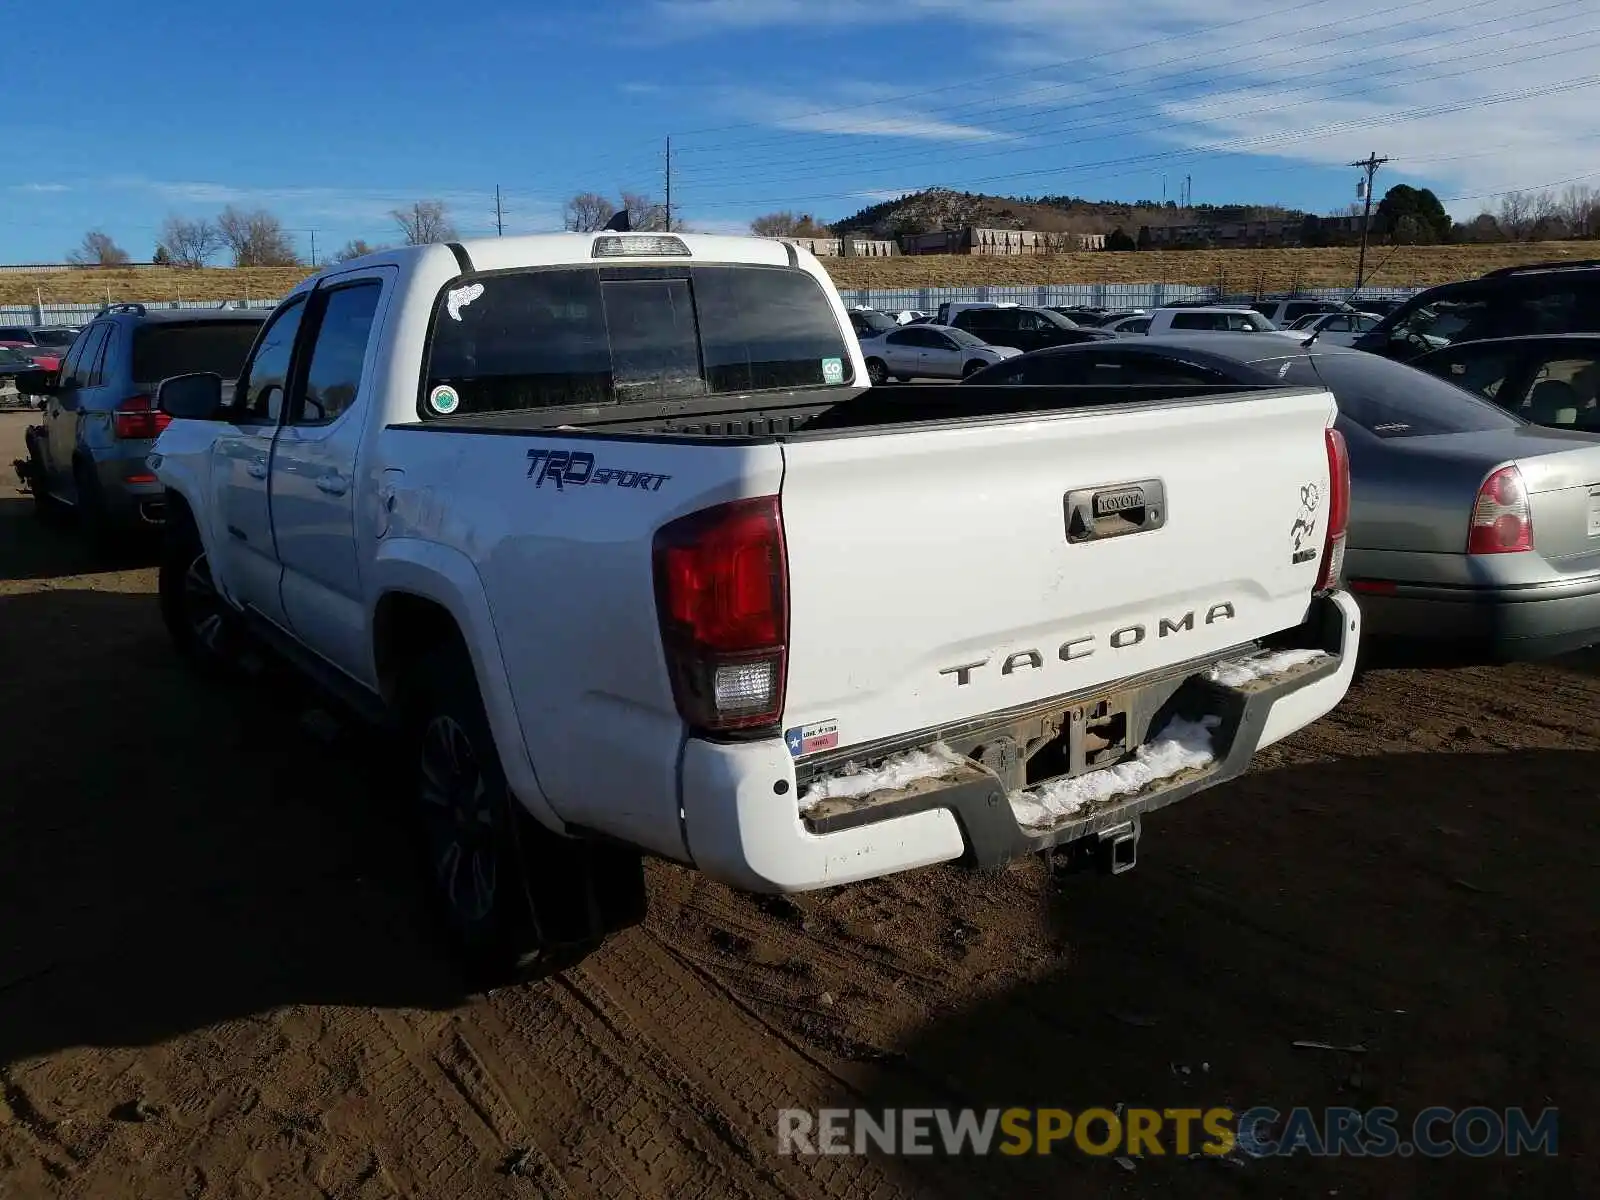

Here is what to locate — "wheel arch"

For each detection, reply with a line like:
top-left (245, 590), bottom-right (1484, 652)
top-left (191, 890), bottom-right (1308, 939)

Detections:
top-left (369, 539), bottom-right (565, 833)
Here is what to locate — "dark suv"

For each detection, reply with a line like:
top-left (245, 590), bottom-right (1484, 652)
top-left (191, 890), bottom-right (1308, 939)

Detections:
top-left (1352, 260), bottom-right (1600, 363)
top-left (950, 305), bottom-right (1113, 353)
top-left (17, 304), bottom-right (265, 537)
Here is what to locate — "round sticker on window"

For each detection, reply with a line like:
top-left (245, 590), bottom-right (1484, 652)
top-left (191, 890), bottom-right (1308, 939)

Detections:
top-left (428, 385), bottom-right (460, 415)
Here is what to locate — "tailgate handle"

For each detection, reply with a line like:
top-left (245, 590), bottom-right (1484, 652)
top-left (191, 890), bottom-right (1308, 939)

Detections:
top-left (1064, 479), bottom-right (1167, 545)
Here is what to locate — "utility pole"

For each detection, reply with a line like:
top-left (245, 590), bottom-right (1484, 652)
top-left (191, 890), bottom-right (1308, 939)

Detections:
top-left (1350, 152), bottom-right (1389, 292)
top-left (494, 185), bottom-right (505, 236)
top-left (664, 136), bottom-right (672, 231)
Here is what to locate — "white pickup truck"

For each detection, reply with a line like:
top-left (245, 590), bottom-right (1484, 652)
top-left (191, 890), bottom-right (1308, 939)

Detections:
top-left (149, 231), bottom-right (1361, 981)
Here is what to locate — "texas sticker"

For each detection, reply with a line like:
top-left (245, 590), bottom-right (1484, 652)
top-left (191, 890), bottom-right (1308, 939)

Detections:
top-left (784, 719), bottom-right (840, 757)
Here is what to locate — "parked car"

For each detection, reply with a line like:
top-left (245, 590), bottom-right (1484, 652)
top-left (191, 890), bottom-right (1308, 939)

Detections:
top-left (1290, 311), bottom-right (1385, 347)
top-left (895, 310), bottom-right (927, 324)
top-left (0, 346), bottom-right (38, 408)
top-left (1250, 298), bottom-right (1354, 327)
top-left (14, 304), bottom-right (265, 539)
top-left (848, 308), bottom-right (900, 339)
top-left (148, 231), bottom-right (1358, 982)
top-left (1102, 314), bottom-right (1152, 336)
top-left (949, 305), bottom-right (1115, 354)
top-left (1352, 260), bottom-right (1600, 363)
top-left (1409, 334), bottom-right (1600, 431)
top-left (1349, 298), bottom-right (1407, 318)
top-left (966, 335), bottom-right (1600, 663)
top-left (27, 326), bottom-right (81, 349)
top-left (933, 300), bottom-right (1019, 325)
top-left (858, 323), bottom-right (1022, 382)
top-left (1144, 307), bottom-right (1292, 336)
top-left (0, 340), bottom-right (60, 375)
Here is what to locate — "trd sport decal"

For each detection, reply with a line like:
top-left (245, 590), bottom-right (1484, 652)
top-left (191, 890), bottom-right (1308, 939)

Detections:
top-left (526, 449), bottom-right (672, 493)
top-left (1291, 482), bottom-right (1320, 564)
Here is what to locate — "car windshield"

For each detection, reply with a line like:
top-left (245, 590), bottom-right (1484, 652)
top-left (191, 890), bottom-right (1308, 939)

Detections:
top-left (131, 320), bottom-right (264, 383)
top-left (1030, 308), bottom-right (1076, 329)
top-left (1379, 296), bottom-right (1490, 349)
top-left (1258, 352), bottom-right (1523, 438)
top-left (0, 347), bottom-right (33, 366)
top-left (29, 328), bottom-right (77, 347)
top-left (424, 264), bottom-right (855, 416)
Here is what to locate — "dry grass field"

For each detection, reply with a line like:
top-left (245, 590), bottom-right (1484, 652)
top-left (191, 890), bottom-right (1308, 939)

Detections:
top-left (5, 239), bottom-right (1599, 306)
top-left (823, 239), bottom-right (1600, 292)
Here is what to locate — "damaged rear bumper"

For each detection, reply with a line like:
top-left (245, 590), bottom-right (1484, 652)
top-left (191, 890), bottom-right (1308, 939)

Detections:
top-left (680, 591), bottom-right (1361, 893)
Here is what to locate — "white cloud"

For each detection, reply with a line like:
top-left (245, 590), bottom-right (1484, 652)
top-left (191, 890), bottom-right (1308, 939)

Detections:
top-left (10, 182), bottom-right (70, 194)
top-left (648, 0), bottom-right (1600, 213)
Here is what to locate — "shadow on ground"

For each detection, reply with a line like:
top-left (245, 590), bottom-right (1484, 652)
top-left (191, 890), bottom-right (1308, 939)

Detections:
top-left (0, 587), bottom-right (468, 1066)
top-left (832, 748), bottom-right (1597, 1200)
top-left (0, 497), bottom-right (158, 583)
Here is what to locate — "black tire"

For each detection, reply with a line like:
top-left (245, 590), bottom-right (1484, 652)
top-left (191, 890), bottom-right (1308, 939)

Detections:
top-left (962, 359), bottom-right (987, 378)
top-left (865, 357), bottom-right (888, 386)
top-left (891, 376), bottom-right (910, 384)
top-left (400, 642), bottom-right (605, 988)
top-left (158, 507), bottom-right (237, 676)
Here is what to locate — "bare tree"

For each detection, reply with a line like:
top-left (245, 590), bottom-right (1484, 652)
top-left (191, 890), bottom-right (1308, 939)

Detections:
top-left (749, 211), bottom-right (830, 237)
top-left (1498, 191), bottom-right (1534, 241)
top-left (1557, 184), bottom-right (1599, 237)
top-left (391, 200), bottom-right (458, 245)
top-left (333, 239), bottom-right (386, 263)
top-left (621, 191), bottom-right (686, 232)
top-left (564, 192), bottom-right (619, 232)
top-left (66, 230), bottom-right (131, 266)
top-left (159, 215), bottom-right (224, 268)
top-left (217, 206), bottom-right (300, 266)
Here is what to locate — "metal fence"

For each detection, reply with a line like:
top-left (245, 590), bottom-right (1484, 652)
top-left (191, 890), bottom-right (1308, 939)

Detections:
top-left (834, 283), bottom-right (1425, 312)
top-left (0, 298), bottom-right (281, 327)
top-left (0, 282), bottom-right (1426, 329)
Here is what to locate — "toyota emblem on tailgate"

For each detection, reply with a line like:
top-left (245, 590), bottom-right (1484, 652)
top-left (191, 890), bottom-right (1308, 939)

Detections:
top-left (1066, 479), bottom-right (1167, 544)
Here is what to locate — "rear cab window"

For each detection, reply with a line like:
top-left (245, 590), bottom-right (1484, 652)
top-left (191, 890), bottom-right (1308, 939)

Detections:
top-left (422, 265), bottom-right (855, 418)
top-left (132, 320), bottom-right (263, 385)
top-left (1262, 352), bottom-right (1522, 438)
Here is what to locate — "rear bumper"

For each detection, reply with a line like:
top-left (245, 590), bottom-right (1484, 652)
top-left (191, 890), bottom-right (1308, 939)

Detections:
top-left (1354, 573), bottom-right (1600, 662)
top-left (88, 447), bottom-right (166, 527)
top-left (681, 591), bottom-right (1361, 893)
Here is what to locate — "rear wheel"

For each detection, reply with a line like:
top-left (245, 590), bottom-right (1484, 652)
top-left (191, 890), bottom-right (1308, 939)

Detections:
top-left (400, 643), bottom-right (610, 988)
top-left (865, 357), bottom-right (888, 386)
top-left (962, 359), bottom-right (987, 378)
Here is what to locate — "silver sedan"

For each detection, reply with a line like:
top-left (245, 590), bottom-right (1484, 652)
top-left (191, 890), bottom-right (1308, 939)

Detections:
top-left (857, 324), bottom-right (1020, 384)
top-left (963, 334), bottom-right (1600, 663)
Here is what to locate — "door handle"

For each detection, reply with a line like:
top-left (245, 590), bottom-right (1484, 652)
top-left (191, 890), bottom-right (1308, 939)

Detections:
top-left (316, 472), bottom-right (349, 496)
top-left (246, 456), bottom-right (268, 480)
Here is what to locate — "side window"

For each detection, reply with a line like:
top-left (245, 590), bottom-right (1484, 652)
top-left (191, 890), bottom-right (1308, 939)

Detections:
top-left (234, 297), bottom-right (307, 424)
top-left (68, 325), bottom-right (109, 387)
top-left (886, 329), bottom-right (916, 348)
top-left (1170, 312), bottom-right (1206, 330)
top-left (85, 323), bottom-right (115, 387)
top-left (294, 282), bottom-right (382, 426)
top-left (1502, 288), bottom-right (1580, 338)
top-left (1323, 316), bottom-right (1351, 333)
top-left (1088, 356), bottom-right (1231, 386)
top-left (57, 329), bottom-right (90, 386)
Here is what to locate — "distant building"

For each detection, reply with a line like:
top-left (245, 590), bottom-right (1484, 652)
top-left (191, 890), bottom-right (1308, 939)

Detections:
top-left (777, 236), bottom-right (896, 258)
top-left (1142, 214), bottom-right (1370, 248)
top-left (898, 227), bottom-right (1105, 255)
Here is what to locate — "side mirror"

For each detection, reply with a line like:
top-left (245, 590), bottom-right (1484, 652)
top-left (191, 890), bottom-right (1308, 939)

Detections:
top-left (15, 367), bottom-right (57, 396)
top-left (157, 372), bottom-right (225, 421)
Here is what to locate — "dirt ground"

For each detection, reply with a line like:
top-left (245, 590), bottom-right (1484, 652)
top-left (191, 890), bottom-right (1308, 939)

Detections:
top-left (0, 409), bottom-right (1596, 1199)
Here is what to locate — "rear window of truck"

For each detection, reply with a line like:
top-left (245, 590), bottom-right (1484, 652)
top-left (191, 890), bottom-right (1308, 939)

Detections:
top-left (421, 264), bottom-right (855, 418)
top-left (132, 320), bottom-right (263, 384)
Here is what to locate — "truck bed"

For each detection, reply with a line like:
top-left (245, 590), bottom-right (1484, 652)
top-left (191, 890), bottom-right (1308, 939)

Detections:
top-left (387, 381), bottom-right (1291, 442)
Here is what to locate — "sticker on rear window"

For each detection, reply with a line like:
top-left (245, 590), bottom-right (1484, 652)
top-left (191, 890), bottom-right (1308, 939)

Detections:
top-left (428, 384), bottom-right (460, 415)
top-left (822, 357), bottom-right (844, 385)
top-left (445, 282), bottom-right (484, 322)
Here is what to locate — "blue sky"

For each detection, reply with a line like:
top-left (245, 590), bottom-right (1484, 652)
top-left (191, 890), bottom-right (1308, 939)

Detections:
top-left (6, 0), bottom-right (1599, 264)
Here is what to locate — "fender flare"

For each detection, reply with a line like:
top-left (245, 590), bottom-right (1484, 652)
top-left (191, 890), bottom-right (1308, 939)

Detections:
top-left (370, 538), bottom-right (564, 833)
top-left (158, 476), bottom-right (245, 610)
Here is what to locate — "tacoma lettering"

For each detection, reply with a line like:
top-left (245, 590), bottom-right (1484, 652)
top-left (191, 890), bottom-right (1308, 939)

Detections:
top-left (941, 604), bottom-right (1236, 685)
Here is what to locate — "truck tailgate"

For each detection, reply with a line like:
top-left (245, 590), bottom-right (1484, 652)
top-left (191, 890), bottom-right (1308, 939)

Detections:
top-left (777, 390), bottom-right (1338, 755)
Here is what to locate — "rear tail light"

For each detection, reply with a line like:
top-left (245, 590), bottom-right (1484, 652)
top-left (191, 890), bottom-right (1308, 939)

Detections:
top-left (112, 394), bottom-right (171, 440)
top-left (652, 496), bottom-right (788, 734)
top-left (1468, 464), bottom-right (1533, 554)
top-left (1315, 427), bottom-right (1350, 592)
